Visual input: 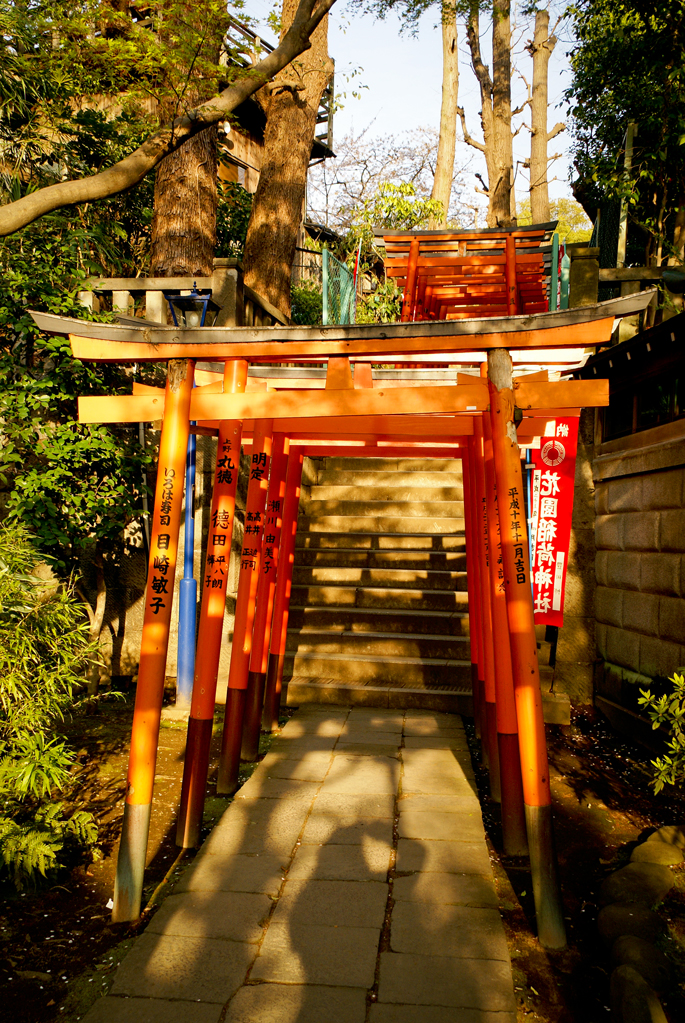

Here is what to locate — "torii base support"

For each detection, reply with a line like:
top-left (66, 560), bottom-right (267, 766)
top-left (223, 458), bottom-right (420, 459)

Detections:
top-left (242, 670), bottom-right (266, 761)
top-left (112, 803), bottom-right (151, 923)
top-left (217, 689), bottom-right (246, 795)
top-left (263, 652), bottom-right (285, 732)
top-left (176, 717), bottom-right (213, 849)
top-left (525, 803), bottom-right (566, 949)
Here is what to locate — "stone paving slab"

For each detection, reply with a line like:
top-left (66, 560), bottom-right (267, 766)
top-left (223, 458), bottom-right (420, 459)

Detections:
top-left (392, 871), bottom-right (499, 908)
top-left (338, 727), bottom-right (403, 745)
top-left (377, 952), bottom-right (516, 1011)
top-left (287, 840), bottom-right (392, 881)
top-left (173, 851), bottom-right (286, 895)
top-left (259, 751), bottom-right (333, 780)
top-left (369, 1006), bottom-right (516, 1023)
top-left (84, 706), bottom-right (515, 1023)
top-left (301, 813), bottom-right (394, 846)
top-left (250, 921), bottom-right (379, 987)
top-left (109, 932), bottom-right (254, 1002)
top-left (334, 741), bottom-right (401, 757)
top-left (311, 791), bottom-right (396, 817)
top-left (396, 838), bottom-right (493, 875)
top-left (146, 890), bottom-right (271, 942)
top-left (403, 734), bottom-right (470, 750)
top-left (274, 878), bottom-right (388, 929)
top-left (398, 808), bottom-right (486, 842)
top-left (390, 902), bottom-right (510, 961)
top-left (224, 984), bottom-right (367, 1023)
top-left (85, 997), bottom-right (224, 1023)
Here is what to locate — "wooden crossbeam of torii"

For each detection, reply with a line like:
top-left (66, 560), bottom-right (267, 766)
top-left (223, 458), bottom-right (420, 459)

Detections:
top-left (29, 288), bottom-right (653, 363)
top-left (77, 379), bottom-right (608, 425)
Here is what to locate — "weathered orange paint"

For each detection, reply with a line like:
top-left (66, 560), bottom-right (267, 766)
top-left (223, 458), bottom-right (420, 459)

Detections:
top-left (126, 359), bottom-right (195, 807)
top-left (488, 377), bottom-right (551, 809)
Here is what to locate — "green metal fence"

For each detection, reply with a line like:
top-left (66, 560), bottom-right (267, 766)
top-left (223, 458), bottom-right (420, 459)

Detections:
top-left (322, 247), bottom-right (356, 325)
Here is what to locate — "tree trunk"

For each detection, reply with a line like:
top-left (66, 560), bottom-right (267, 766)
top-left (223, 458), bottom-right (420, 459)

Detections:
top-left (490, 0), bottom-right (514, 227)
top-left (243, 0), bottom-right (333, 319)
top-left (429, 3), bottom-right (459, 229)
top-left (150, 128), bottom-right (218, 278)
top-left (529, 10), bottom-right (556, 225)
top-left (463, 4), bottom-right (499, 228)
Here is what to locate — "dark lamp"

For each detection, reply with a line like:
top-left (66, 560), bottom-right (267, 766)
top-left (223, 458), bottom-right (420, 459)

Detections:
top-left (163, 283), bottom-right (220, 328)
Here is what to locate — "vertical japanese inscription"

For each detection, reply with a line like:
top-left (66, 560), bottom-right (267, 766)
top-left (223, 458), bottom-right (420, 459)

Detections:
top-left (204, 438), bottom-right (237, 594)
top-left (149, 467), bottom-right (175, 615)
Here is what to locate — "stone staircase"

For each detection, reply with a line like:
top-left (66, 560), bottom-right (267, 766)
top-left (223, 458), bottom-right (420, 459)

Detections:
top-left (283, 457), bottom-right (473, 712)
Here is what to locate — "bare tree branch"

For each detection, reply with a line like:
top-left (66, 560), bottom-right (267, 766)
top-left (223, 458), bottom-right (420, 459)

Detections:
top-left (0, 0), bottom-right (337, 237)
top-left (547, 122), bottom-right (565, 142)
top-left (456, 106), bottom-right (486, 154)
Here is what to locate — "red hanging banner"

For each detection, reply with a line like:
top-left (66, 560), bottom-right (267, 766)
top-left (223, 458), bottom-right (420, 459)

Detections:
top-left (529, 416), bottom-right (579, 628)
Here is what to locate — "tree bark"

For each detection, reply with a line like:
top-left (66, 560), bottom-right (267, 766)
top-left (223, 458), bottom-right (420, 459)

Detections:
top-left (242, 0), bottom-right (333, 319)
top-left (0, 0), bottom-right (337, 237)
top-left (528, 10), bottom-right (562, 225)
top-left (150, 127), bottom-right (218, 278)
top-left (491, 0), bottom-right (514, 227)
top-left (463, 5), bottom-right (498, 227)
top-left (429, 3), bottom-right (459, 229)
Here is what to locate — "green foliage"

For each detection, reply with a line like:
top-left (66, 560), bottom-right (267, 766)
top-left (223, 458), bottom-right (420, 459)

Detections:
top-left (0, 523), bottom-right (98, 888)
top-left (517, 198), bottom-right (593, 243)
top-left (291, 280), bottom-right (324, 325)
top-left (567, 0), bottom-right (685, 261)
top-left (335, 181), bottom-right (444, 282)
top-left (216, 179), bottom-right (254, 259)
top-left (638, 671), bottom-right (685, 793)
top-left (356, 277), bottom-right (403, 324)
top-left (0, 232), bottom-right (153, 574)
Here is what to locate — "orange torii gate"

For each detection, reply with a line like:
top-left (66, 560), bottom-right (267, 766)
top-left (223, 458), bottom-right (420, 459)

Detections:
top-left (31, 291), bottom-right (650, 950)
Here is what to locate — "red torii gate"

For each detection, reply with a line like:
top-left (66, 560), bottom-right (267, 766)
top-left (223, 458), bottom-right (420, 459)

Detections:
top-left (31, 292), bottom-right (650, 950)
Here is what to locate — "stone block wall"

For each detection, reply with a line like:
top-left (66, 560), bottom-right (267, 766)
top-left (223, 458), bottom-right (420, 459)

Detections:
top-left (594, 456), bottom-right (685, 707)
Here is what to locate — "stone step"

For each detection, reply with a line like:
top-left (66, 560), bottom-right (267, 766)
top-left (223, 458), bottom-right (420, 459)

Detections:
top-left (316, 471), bottom-right (464, 487)
top-left (297, 531), bottom-right (466, 551)
top-left (292, 565), bottom-right (468, 592)
top-left (285, 678), bottom-right (473, 714)
top-left (320, 457), bottom-right (462, 471)
top-left (294, 549), bottom-right (468, 570)
top-left (286, 605), bottom-right (471, 636)
top-left (287, 627), bottom-right (470, 659)
top-left (309, 485), bottom-right (464, 502)
top-left (284, 650), bottom-right (472, 686)
top-left (298, 516), bottom-right (466, 534)
top-left (290, 583), bottom-right (469, 611)
top-left (304, 500), bottom-right (465, 520)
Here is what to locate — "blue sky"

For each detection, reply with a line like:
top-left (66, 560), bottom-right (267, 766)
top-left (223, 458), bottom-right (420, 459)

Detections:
top-left (248, 1), bottom-right (577, 213)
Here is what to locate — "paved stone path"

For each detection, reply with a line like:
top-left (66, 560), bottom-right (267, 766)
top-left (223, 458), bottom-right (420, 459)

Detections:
top-left (85, 707), bottom-right (516, 1023)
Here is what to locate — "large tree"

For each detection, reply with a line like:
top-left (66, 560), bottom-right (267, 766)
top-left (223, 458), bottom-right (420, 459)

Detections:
top-left (242, 0), bottom-right (334, 318)
top-left (568, 0), bottom-right (685, 265)
top-left (527, 9), bottom-right (564, 224)
top-left (428, 1), bottom-right (459, 227)
top-left (0, 0), bottom-right (338, 238)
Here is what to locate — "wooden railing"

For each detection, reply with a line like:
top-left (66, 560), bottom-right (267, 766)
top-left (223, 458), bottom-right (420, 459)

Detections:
top-left (79, 258), bottom-right (288, 327)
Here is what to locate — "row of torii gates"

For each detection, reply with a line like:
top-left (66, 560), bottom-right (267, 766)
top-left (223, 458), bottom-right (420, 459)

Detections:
top-left (35, 291), bottom-right (650, 950)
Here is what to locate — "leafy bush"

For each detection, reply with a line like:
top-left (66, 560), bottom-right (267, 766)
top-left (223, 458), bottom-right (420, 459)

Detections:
top-left (216, 179), bottom-right (254, 260)
top-left (638, 671), bottom-right (685, 793)
top-left (356, 278), bottom-right (403, 324)
top-left (291, 281), bottom-right (323, 325)
top-left (0, 523), bottom-right (98, 888)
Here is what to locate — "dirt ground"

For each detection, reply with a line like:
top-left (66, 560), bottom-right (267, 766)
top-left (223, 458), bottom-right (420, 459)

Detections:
top-left (0, 701), bottom-right (683, 1023)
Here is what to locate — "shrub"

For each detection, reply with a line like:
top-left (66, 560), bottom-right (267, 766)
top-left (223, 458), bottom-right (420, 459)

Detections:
top-left (291, 281), bottom-right (323, 325)
top-left (0, 523), bottom-right (98, 888)
top-left (638, 671), bottom-right (685, 793)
